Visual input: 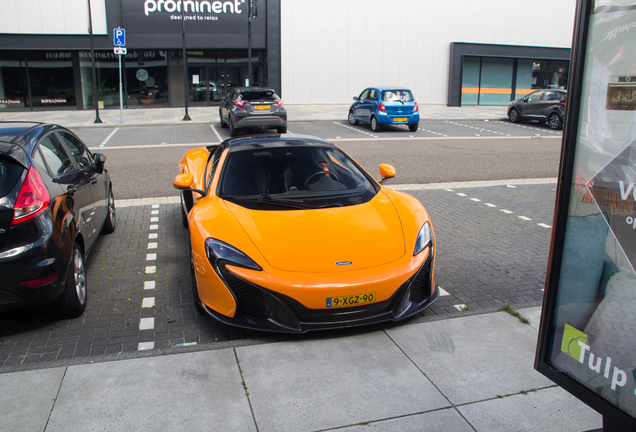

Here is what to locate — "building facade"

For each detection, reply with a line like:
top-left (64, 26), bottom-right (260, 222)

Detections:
top-left (0, 0), bottom-right (575, 111)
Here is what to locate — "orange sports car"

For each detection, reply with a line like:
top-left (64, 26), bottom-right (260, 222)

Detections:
top-left (174, 134), bottom-right (438, 332)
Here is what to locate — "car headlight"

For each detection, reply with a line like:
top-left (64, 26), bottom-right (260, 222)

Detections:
top-left (205, 238), bottom-right (262, 271)
top-left (413, 222), bottom-right (432, 256)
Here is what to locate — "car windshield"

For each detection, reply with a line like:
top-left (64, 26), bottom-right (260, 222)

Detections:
top-left (218, 144), bottom-right (378, 210)
top-left (239, 91), bottom-right (279, 102)
top-left (381, 90), bottom-right (414, 102)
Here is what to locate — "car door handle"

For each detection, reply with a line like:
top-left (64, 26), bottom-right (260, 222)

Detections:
top-left (91, 179), bottom-right (98, 185)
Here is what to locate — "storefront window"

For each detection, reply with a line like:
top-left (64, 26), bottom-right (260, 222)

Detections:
top-left (479, 57), bottom-right (513, 105)
top-left (461, 56), bottom-right (480, 106)
top-left (125, 50), bottom-right (168, 108)
top-left (0, 58), bottom-right (28, 111)
top-left (515, 59), bottom-right (534, 99)
top-left (28, 52), bottom-right (75, 110)
top-left (546, 2), bottom-right (636, 419)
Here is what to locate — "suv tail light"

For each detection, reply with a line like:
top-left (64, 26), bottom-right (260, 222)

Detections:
top-left (561, 101), bottom-right (566, 107)
top-left (276, 99), bottom-right (284, 109)
top-left (235, 100), bottom-right (247, 109)
top-left (414, 102), bottom-right (419, 112)
top-left (378, 102), bottom-right (386, 113)
top-left (11, 167), bottom-right (50, 227)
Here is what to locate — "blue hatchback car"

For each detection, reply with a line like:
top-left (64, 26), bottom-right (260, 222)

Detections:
top-left (348, 87), bottom-right (420, 132)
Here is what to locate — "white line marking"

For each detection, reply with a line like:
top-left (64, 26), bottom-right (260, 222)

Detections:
top-left (518, 216), bottom-right (532, 221)
top-left (142, 298), bottom-right (155, 308)
top-left (333, 121), bottom-right (378, 138)
top-left (148, 242), bottom-right (158, 249)
top-left (453, 304), bottom-right (468, 311)
top-left (538, 223), bottom-right (552, 228)
top-left (145, 266), bottom-right (156, 274)
top-left (501, 209), bottom-right (513, 214)
top-left (144, 281), bottom-right (155, 290)
top-left (138, 342), bottom-right (155, 351)
top-left (485, 203), bottom-right (497, 207)
top-left (470, 198), bottom-right (481, 202)
top-left (139, 317), bottom-right (155, 330)
top-left (151, 210), bottom-right (159, 215)
top-left (100, 128), bottom-right (119, 147)
top-left (146, 253), bottom-right (157, 261)
top-left (210, 124), bottom-right (223, 142)
top-left (457, 193), bottom-right (467, 197)
top-left (149, 233), bottom-right (158, 239)
top-left (445, 189), bottom-right (454, 192)
top-left (152, 204), bottom-right (160, 209)
top-left (439, 287), bottom-right (450, 296)
top-left (150, 217), bottom-right (159, 222)
top-left (149, 224), bottom-right (158, 230)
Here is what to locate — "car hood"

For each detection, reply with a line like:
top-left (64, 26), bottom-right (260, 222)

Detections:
top-left (224, 192), bottom-right (405, 273)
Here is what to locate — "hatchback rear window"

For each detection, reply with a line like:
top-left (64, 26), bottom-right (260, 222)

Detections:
top-left (0, 158), bottom-right (24, 198)
top-left (381, 90), bottom-right (414, 102)
top-left (239, 91), bottom-right (279, 102)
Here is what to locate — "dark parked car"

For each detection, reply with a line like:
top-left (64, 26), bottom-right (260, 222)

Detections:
top-left (219, 87), bottom-right (287, 137)
top-left (349, 87), bottom-right (420, 132)
top-left (193, 82), bottom-right (220, 101)
top-left (508, 89), bottom-right (567, 130)
top-left (0, 122), bottom-right (116, 317)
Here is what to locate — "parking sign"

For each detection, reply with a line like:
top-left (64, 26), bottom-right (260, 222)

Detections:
top-left (113, 28), bottom-right (126, 47)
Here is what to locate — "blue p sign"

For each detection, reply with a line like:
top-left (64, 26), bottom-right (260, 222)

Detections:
top-left (114, 28), bottom-right (126, 47)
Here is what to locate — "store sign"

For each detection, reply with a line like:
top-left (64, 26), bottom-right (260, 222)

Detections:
top-left (122, 0), bottom-right (265, 35)
top-left (41, 99), bottom-right (67, 104)
top-left (0, 99), bottom-right (20, 104)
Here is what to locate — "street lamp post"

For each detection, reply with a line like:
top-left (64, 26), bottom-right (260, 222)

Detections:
top-left (181, 6), bottom-right (191, 121)
top-left (247, 0), bottom-right (257, 87)
top-left (87, 0), bottom-right (102, 123)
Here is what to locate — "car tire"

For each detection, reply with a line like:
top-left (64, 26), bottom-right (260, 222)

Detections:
top-left (101, 188), bottom-right (116, 234)
top-left (408, 123), bottom-right (419, 132)
top-left (370, 116), bottom-right (381, 132)
top-left (190, 248), bottom-right (204, 313)
top-left (181, 197), bottom-right (189, 229)
top-left (229, 117), bottom-right (238, 137)
top-left (277, 126), bottom-right (287, 134)
top-left (53, 243), bottom-right (87, 318)
top-left (508, 108), bottom-right (520, 123)
top-left (220, 109), bottom-right (228, 128)
top-left (348, 111), bottom-right (359, 125)
top-left (549, 113), bottom-right (563, 130)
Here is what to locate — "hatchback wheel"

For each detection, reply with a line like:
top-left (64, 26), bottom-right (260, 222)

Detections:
top-left (370, 116), bottom-right (381, 132)
top-left (348, 111), bottom-right (359, 125)
top-left (509, 108), bottom-right (520, 123)
top-left (229, 117), bottom-right (238, 137)
top-left (408, 123), bottom-right (419, 132)
top-left (54, 243), bottom-right (87, 318)
top-left (101, 188), bottom-right (116, 234)
top-left (549, 113), bottom-right (563, 130)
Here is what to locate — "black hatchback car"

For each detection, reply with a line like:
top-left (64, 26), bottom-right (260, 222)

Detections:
top-left (0, 122), bottom-right (115, 318)
top-left (219, 87), bottom-right (287, 136)
top-left (507, 89), bottom-right (567, 130)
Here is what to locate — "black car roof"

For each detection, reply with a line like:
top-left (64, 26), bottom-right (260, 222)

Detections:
top-left (208, 134), bottom-right (336, 152)
top-left (0, 122), bottom-right (44, 144)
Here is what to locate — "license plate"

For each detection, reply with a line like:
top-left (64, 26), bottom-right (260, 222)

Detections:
top-left (326, 292), bottom-right (376, 308)
top-left (254, 105), bottom-right (270, 110)
top-left (393, 117), bottom-right (407, 122)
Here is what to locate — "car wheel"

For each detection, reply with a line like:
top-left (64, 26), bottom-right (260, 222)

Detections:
top-left (370, 116), bottom-right (381, 132)
top-left (53, 243), bottom-right (87, 318)
top-left (277, 125), bottom-right (287, 134)
top-left (181, 195), bottom-right (189, 229)
top-left (229, 117), bottom-right (238, 137)
top-left (348, 111), bottom-right (359, 125)
top-left (101, 188), bottom-right (116, 234)
top-left (549, 113), bottom-right (563, 130)
top-left (508, 108), bottom-right (520, 123)
top-left (190, 248), bottom-right (204, 313)
top-left (408, 123), bottom-right (419, 132)
top-left (220, 109), bottom-right (228, 128)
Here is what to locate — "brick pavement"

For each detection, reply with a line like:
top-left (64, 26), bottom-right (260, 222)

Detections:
top-left (0, 183), bottom-right (555, 370)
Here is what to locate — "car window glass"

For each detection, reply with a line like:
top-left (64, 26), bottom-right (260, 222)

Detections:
top-left (31, 148), bottom-right (49, 174)
top-left (58, 131), bottom-right (93, 168)
top-left (369, 89), bottom-right (377, 100)
top-left (38, 134), bottom-right (74, 175)
top-left (359, 89), bottom-right (370, 100)
top-left (239, 91), bottom-right (278, 102)
top-left (381, 90), bottom-right (414, 102)
top-left (206, 145), bottom-right (224, 190)
top-left (528, 91), bottom-right (543, 102)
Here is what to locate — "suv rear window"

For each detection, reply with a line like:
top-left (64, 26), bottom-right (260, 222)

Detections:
top-left (0, 158), bottom-right (24, 198)
top-left (239, 91), bottom-right (279, 102)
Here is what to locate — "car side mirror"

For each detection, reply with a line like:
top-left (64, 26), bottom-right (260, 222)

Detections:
top-left (523, 96), bottom-right (529, 102)
top-left (173, 173), bottom-right (206, 196)
top-left (379, 164), bottom-right (396, 184)
top-left (94, 153), bottom-right (106, 174)
top-left (353, 96), bottom-right (358, 101)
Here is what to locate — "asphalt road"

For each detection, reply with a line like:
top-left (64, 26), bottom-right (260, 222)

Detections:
top-left (73, 120), bottom-right (563, 200)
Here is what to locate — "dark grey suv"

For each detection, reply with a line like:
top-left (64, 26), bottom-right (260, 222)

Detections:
top-left (507, 89), bottom-right (567, 130)
top-left (219, 87), bottom-right (287, 137)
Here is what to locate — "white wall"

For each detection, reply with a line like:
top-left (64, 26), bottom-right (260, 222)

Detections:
top-left (281, 0), bottom-right (577, 105)
top-left (0, 0), bottom-right (107, 35)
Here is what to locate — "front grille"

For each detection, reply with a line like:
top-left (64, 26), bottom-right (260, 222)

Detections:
top-left (218, 264), bottom-right (269, 319)
top-left (409, 256), bottom-right (432, 304)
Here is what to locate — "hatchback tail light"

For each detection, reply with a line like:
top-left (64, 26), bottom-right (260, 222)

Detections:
top-left (11, 167), bottom-right (51, 227)
top-left (414, 102), bottom-right (419, 112)
top-left (378, 102), bottom-right (386, 113)
top-left (235, 100), bottom-right (247, 109)
top-left (276, 99), bottom-right (284, 109)
top-left (561, 101), bottom-right (566, 107)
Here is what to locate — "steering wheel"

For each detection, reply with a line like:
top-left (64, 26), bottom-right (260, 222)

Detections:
top-left (303, 171), bottom-right (340, 189)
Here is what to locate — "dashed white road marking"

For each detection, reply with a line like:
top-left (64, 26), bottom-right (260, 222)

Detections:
top-left (470, 198), bottom-right (481, 202)
top-left (501, 209), bottom-right (513, 214)
top-left (100, 128), bottom-right (119, 147)
top-left (518, 216), bottom-right (532, 221)
top-left (439, 287), bottom-right (450, 296)
top-left (144, 281), bottom-right (155, 290)
top-left (142, 298), bottom-right (156, 308)
top-left (457, 193), bottom-right (467, 197)
top-left (139, 317), bottom-right (155, 331)
top-left (334, 121), bottom-right (379, 138)
top-left (210, 124), bottom-right (223, 142)
top-left (485, 203), bottom-right (497, 207)
top-left (138, 342), bottom-right (155, 351)
top-left (150, 224), bottom-right (158, 230)
top-left (453, 304), bottom-right (468, 311)
top-left (150, 217), bottom-right (159, 223)
top-left (538, 223), bottom-right (552, 229)
top-left (145, 266), bottom-right (156, 274)
top-left (146, 253), bottom-right (157, 261)
top-left (149, 233), bottom-right (158, 239)
top-left (148, 242), bottom-right (158, 249)
top-left (139, 204), bottom-right (159, 352)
